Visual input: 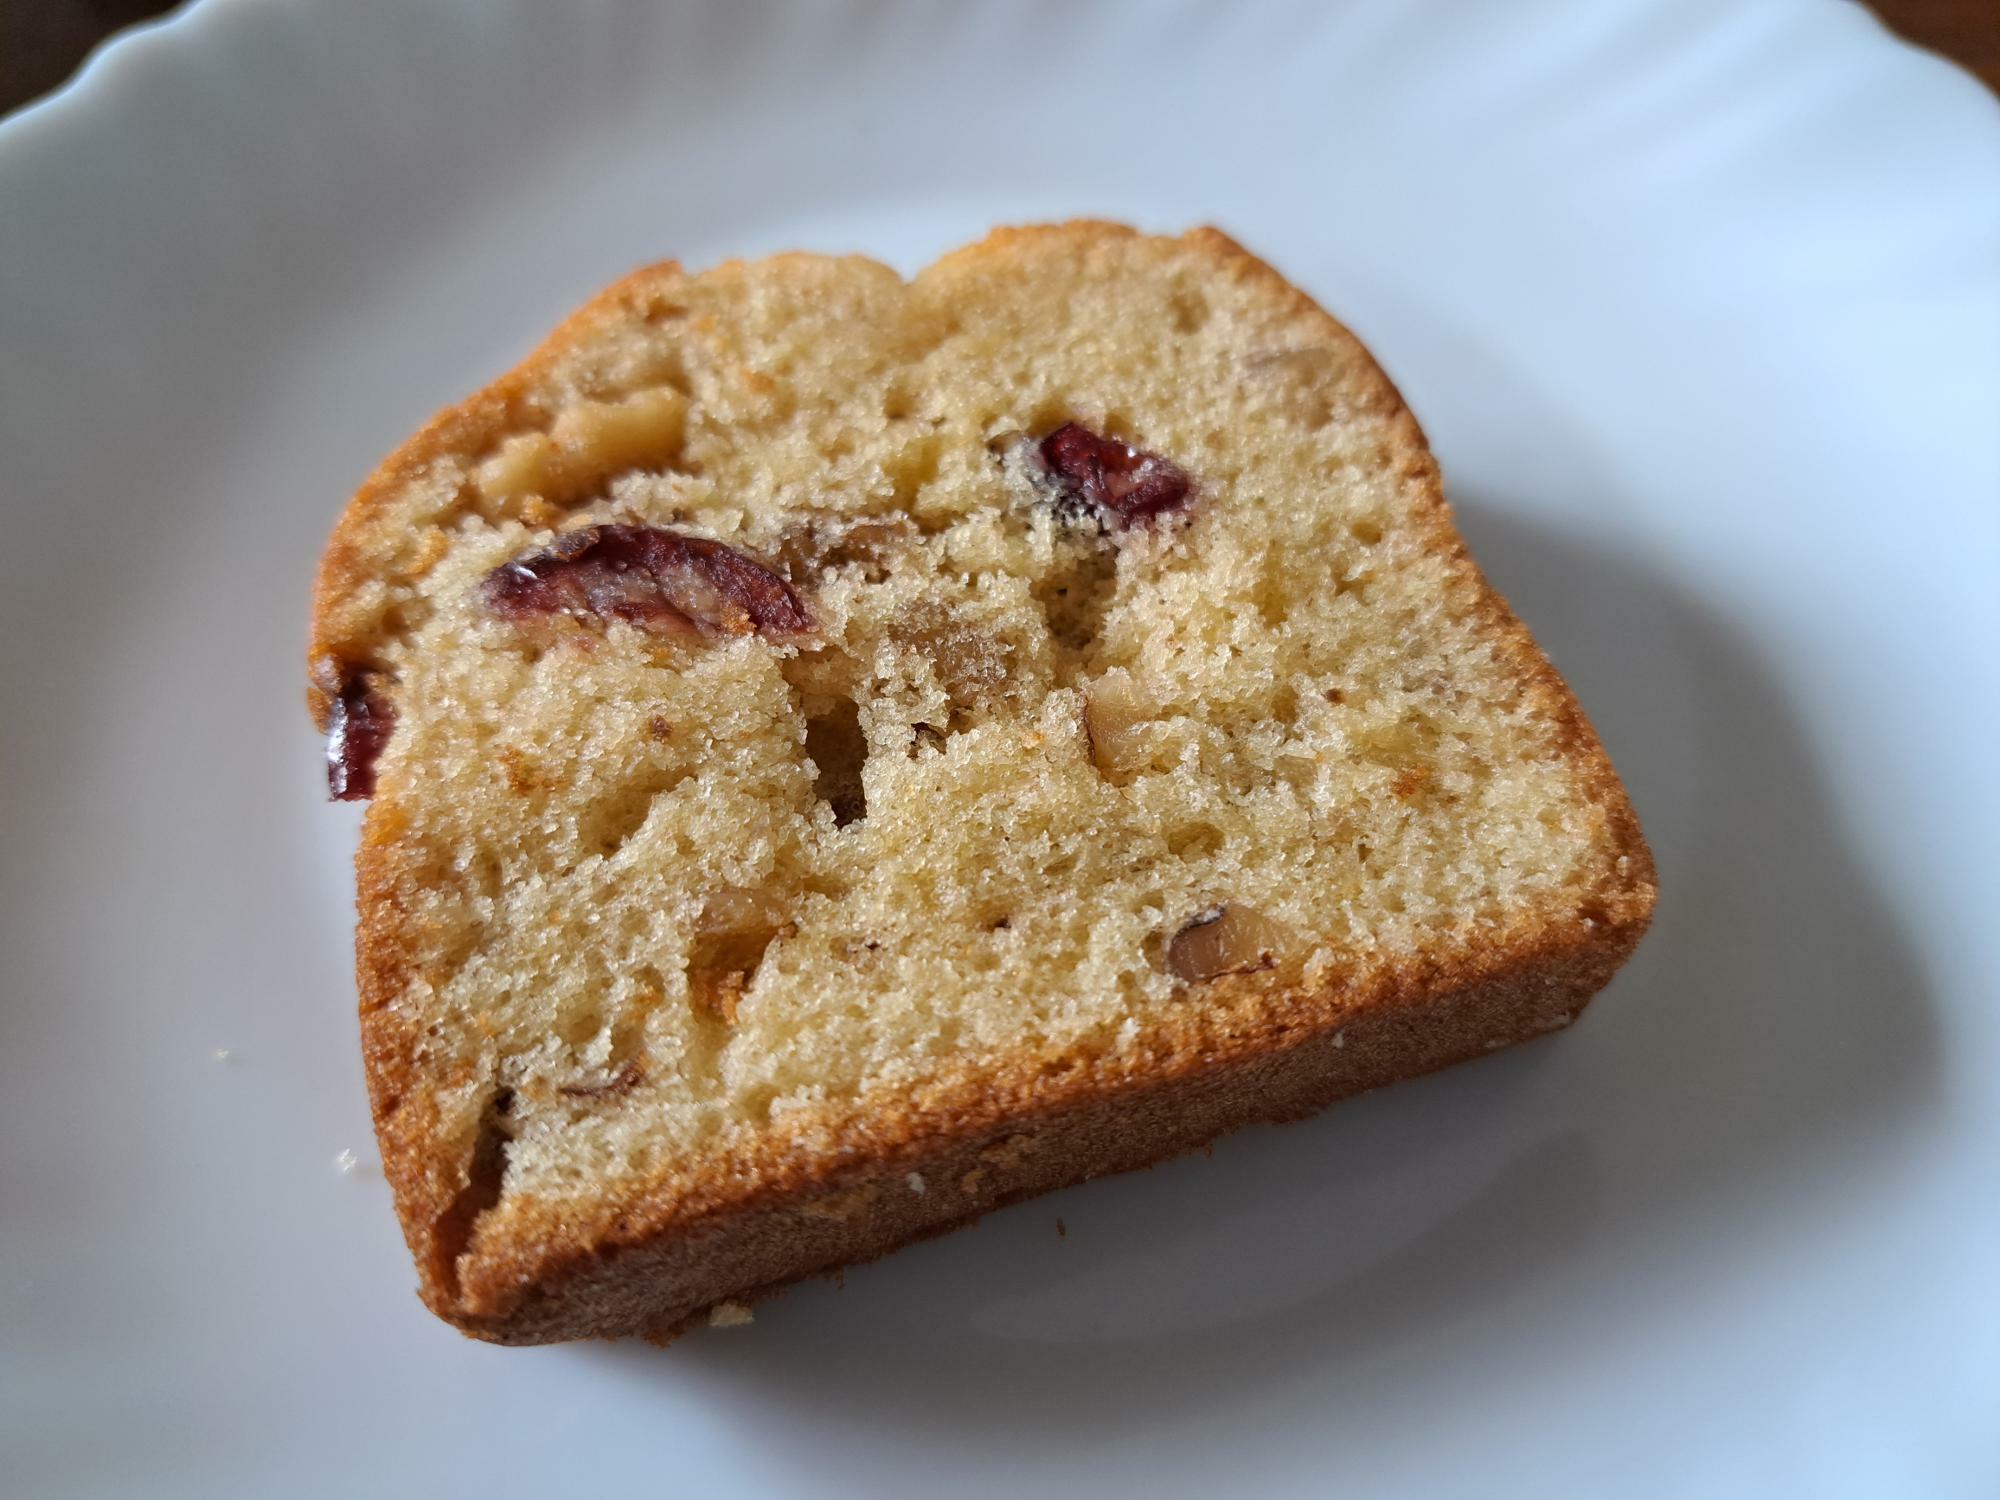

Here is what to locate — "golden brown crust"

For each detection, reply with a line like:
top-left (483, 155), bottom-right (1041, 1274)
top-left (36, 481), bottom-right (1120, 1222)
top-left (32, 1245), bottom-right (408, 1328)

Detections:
top-left (450, 903), bottom-right (1647, 1343)
top-left (314, 222), bottom-right (1657, 1343)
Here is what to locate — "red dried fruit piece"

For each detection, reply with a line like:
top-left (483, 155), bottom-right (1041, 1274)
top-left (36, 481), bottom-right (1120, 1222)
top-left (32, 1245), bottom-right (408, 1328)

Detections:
top-left (326, 674), bottom-right (395, 801)
top-left (1037, 422), bottom-right (1192, 525)
top-left (482, 525), bottom-right (812, 639)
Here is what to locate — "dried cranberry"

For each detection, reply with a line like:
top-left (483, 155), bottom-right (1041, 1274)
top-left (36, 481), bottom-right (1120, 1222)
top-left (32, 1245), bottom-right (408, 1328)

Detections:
top-left (1037, 423), bottom-right (1191, 525)
top-left (327, 675), bottom-right (395, 801)
top-left (482, 525), bottom-right (812, 639)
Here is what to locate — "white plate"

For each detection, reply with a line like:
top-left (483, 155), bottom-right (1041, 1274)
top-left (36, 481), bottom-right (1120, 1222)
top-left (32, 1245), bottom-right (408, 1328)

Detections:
top-left (4, 1), bottom-right (1996, 1494)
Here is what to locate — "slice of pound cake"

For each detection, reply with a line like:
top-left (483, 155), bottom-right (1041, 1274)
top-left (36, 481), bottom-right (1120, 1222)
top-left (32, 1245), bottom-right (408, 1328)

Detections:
top-left (309, 223), bottom-right (1655, 1343)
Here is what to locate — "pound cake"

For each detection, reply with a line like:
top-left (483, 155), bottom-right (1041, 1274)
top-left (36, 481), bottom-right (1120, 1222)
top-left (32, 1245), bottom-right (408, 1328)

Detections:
top-left (309, 223), bottom-right (1655, 1343)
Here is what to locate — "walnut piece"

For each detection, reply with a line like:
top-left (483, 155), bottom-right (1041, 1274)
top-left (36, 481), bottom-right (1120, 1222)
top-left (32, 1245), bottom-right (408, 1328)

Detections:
top-left (557, 1061), bottom-right (645, 1098)
top-left (1082, 671), bottom-right (1155, 777)
top-left (775, 512), bottom-right (918, 584)
top-left (893, 601), bottom-right (1011, 716)
top-left (1166, 904), bottom-right (1301, 981)
top-left (474, 388), bottom-right (688, 508)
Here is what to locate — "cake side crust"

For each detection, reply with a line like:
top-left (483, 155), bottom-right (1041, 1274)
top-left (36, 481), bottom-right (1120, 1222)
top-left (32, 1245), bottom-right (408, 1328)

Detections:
top-left (451, 903), bottom-right (1646, 1344)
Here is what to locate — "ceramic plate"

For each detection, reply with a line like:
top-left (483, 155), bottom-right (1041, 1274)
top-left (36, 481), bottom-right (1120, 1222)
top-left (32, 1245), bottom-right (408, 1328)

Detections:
top-left (3, 1), bottom-right (1996, 1494)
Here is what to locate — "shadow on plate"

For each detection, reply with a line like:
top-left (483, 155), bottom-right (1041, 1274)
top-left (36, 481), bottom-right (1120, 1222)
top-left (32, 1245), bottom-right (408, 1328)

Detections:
top-left (593, 500), bottom-right (1939, 1439)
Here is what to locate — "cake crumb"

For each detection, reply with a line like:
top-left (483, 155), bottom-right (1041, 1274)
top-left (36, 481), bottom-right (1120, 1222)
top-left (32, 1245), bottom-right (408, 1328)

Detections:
top-left (1056, 1217), bottom-right (1067, 1238)
top-left (709, 1301), bottom-right (754, 1328)
top-left (905, 1172), bottom-right (927, 1195)
top-left (1332, 1029), bottom-right (1346, 1049)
